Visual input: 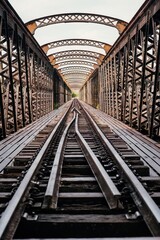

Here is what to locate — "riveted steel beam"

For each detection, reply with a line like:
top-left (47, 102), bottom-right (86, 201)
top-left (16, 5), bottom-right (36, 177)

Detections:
top-left (63, 73), bottom-right (89, 77)
top-left (81, 0), bottom-right (160, 139)
top-left (49, 54), bottom-right (102, 65)
top-left (50, 50), bottom-right (105, 59)
top-left (26, 13), bottom-right (127, 34)
top-left (0, 0), bottom-right (56, 138)
top-left (58, 66), bottom-right (93, 72)
top-left (61, 71), bottom-right (90, 76)
top-left (41, 39), bottom-right (112, 54)
top-left (54, 60), bottom-right (98, 69)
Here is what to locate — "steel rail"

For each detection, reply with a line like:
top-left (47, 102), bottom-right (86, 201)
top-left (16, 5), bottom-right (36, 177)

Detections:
top-left (85, 105), bottom-right (160, 175)
top-left (0, 104), bottom-right (72, 239)
top-left (0, 102), bottom-right (70, 151)
top-left (0, 102), bottom-right (72, 172)
top-left (81, 102), bottom-right (160, 236)
top-left (43, 113), bottom-right (76, 209)
top-left (75, 112), bottom-right (121, 209)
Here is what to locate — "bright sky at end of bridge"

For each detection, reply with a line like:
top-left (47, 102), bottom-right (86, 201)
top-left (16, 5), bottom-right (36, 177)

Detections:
top-left (8, 0), bottom-right (145, 92)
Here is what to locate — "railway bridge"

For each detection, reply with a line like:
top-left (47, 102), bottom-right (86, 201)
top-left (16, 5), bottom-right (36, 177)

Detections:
top-left (0, 0), bottom-right (160, 239)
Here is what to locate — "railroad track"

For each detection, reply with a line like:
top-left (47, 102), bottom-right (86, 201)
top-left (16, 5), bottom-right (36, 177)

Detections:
top-left (0, 99), bottom-right (160, 239)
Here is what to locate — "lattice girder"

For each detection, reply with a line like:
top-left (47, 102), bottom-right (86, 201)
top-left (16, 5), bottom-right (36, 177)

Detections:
top-left (51, 50), bottom-right (104, 59)
top-left (61, 71), bottom-right (90, 76)
top-left (54, 60), bottom-right (98, 69)
top-left (63, 72), bottom-right (89, 77)
top-left (85, 5), bottom-right (160, 138)
top-left (41, 39), bottom-right (112, 54)
top-left (49, 54), bottom-right (102, 65)
top-left (26, 13), bottom-right (127, 34)
top-left (0, 6), bottom-right (54, 139)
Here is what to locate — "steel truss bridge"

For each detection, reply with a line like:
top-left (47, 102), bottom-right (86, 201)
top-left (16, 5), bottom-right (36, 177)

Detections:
top-left (0, 0), bottom-right (159, 139)
top-left (0, 0), bottom-right (160, 239)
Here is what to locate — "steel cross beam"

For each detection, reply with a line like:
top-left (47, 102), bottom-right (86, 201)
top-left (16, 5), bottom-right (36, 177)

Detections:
top-left (61, 71), bottom-right (90, 76)
top-left (49, 54), bottom-right (103, 65)
top-left (41, 39), bottom-right (112, 54)
top-left (26, 13), bottom-right (128, 34)
top-left (63, 73), bottom-right (89, 77)
top-left (65, 76), bottom-right (88, 80)
top-left (50, 50), bottom-right (105, 58)
top-left (54, 60), bottom-right (98, 69)
top-left (58, 66), bottom-right (93, 72)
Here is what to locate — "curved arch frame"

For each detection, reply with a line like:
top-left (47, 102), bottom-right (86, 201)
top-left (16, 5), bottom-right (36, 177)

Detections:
top-left (26, 13), bottom-right (127, 34)
top-left (64, 75), bottom-right (88, 80)
top-left (48, 53), bottom-right (103, 65)
top-left (51, 49), bottom-right (105, 58)
top-left (59, 66), bottom-right (93, 72)
top-left (54, 60), bottom-right (98, 69)
top-left (62, 72), bottom-right (90, 77)
top-left (61, 71), bottom-right (90, 76)
top-left (42, 38), bottom-right (111, 54)
top-left (25, 13), bottom-right (127, 91)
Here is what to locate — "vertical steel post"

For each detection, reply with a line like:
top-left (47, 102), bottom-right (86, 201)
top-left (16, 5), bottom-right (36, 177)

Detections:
top-left (150, 27), bottom-right (160, 137)
top-left (23, 34), bottom-right (32, 123)
top-left (138, 11), bottom-right (150, 132)
top-left (0, 83), bottom-right (6, 138)
top-left (122, 38), bottom-right (130, 123)
top-left (4, 11), bottom-right (17, 132)
top-left (129, 25), bottom-right (139, 127)
top-left (0, 16), bottom-right (6, 138)
top-left (15, 24), bottom-right (26, 127)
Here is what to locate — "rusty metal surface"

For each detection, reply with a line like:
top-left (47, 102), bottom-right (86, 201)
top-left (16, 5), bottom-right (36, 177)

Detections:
top-left (26, 13), bottom-right (127, 34)
top-left (0, 99), bottom-right (160, 238)
top-left (80, 0), bottom-right (160, 140)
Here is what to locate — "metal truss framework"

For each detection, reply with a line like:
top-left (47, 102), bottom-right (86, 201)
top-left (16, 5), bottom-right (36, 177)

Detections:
top-left (44, 41), bottom-right (108, 89)
top-left (65, 76), bottom-right (88, 81)
top-left (56, 61), bottom-right (95, 89)
top-left (0, 0), bottom-right (71, 139)
top-left (80, 0), bottom-right (160, 139)
top-left (26, 13), bottom-right (127, 35)
top-left (61, 71), bottom-right (90, 76)
top-left (54, 60), bottom-right (97, 68)
top-left (59, 66), bottom-right (92, 73)
top-left (50, 54), bottom-right (102, 65)
top-left (41, 39), bottom-right (111, 54)
top-left (64, 73), bottom-right (89, 78)
top-left (50, 50), bottom-right (104, 59)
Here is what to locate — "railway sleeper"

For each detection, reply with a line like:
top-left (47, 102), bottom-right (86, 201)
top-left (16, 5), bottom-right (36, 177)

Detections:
top-left (15, 213), bottom-right (151, 238)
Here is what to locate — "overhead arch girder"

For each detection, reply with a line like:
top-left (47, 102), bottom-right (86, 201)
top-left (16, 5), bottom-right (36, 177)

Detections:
top-left (63, 72), bottom-right (89, 76)
top-left (26, 13), bottom-right (128, 34)
top-left (41, 39), bottom-right (112, 54)
top-left (54, 60), bottom-right (98, 69)
top-left (67, 82), bottom-right (86, 87)
top-left (60, 70), bottom-right (91, 76)
top-left (51, 49), bottom-right (105, 59)
top-left (62, 72), bottom-right (89, 77)
top-left (48, 54), bottom-right (102, 65)
top-left (63, 77), bottom-right (89, 82)
top-left (70, 82), bottom-right (84, 86)
top-left (65, 80), bottom-right (87, 84)
top-left (58, 66), bottom-right (93, 72)
top-left (61, 71), bottom-right (90, 76)
top-left (64, 76), bottom-right (88, 81)
top-left (60, 71), bottom-right (91, 78)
